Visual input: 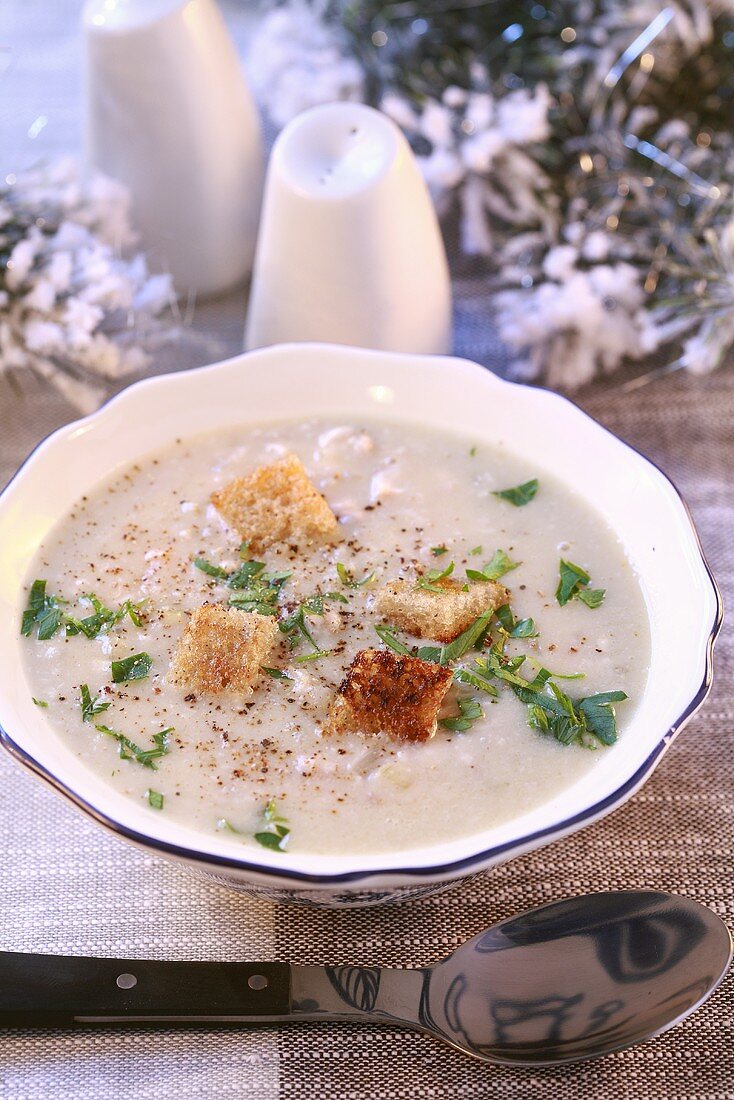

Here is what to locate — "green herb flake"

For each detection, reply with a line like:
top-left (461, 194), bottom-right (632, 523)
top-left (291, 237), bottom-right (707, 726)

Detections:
top-left (95, 724), bottom-right (172, 769)
top-left (111, 652), bottom-right (152, 684)
top-left (415, 561), bottom-right (455, 593)
top-left (430, 546), bottom-right (449, 557)
top-left (279, 591), bottom-right (342, 654)
top-left (216, 817), bottom-right (241, 833)
top-left (21, 580), bottom-right (63, 640)
top-left (469, 445), bottom-right (477, 457)
top-left (336, 562), bottom-right (375, 588)
top-left (439, 696), bottom-right (484, 733)
top-left (494, 604), bottom-right (539, 639)
top-left (254, 799), bottom-right (290, 852)
top-left (323, 590), bottom-right (349, 604)
top-left (374, 623), bottom-right (412, 656)
top-left (261, 666), bottom-right (292, 681)
top-left (146, 789), bottom-right (164, 810)
top-left (468, 545), bottom-right (483, 556)
top-left (467, 549), bottom-right (520, 583)
top-left (193, 557), bottom-right (230, 579)
top-left (64, 594), bottom-right (146, 639)
top-left (577, 587), bottom-right (606, 609)
top-left (195, 551), bottom-right (290, 617)
top-left (440, 610), bottom-right (494, 663)
top-left (493, 478), bottom-right (539, 507)
top-left (513, 681), bottom-right (626, 749)
top-left (80, 683), bottom-right (111, 723)
top-left (416, 610), bottom-right (495, 667)
top-left (453, 668), bottom-right (499, 697)
top-left (556, 559), bottom-right (605, 609)
top-left (32, 697), bottom-right (48, 708)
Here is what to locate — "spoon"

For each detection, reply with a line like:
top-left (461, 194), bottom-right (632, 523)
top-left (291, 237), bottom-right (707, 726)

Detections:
top-left (1, 890), bottom-right (730, 1065)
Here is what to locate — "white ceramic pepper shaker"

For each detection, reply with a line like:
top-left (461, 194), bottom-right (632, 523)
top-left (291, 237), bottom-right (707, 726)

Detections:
top-left (83, 0), bottom-right (263, 297)
top-left (245, 102), bottom-right (452, 354)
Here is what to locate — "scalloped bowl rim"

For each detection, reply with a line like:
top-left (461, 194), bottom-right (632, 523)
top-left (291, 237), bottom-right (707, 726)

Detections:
top-left (0, 344), bottom-right (722, 888)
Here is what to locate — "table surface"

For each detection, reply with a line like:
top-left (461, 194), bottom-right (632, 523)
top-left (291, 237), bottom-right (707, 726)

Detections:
top-left (1, 4), bottom-right (733, 1099)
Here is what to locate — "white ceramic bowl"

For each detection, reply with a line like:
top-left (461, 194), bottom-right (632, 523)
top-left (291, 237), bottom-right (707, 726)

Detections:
top-left (0, 345), bottom-right (721, 907)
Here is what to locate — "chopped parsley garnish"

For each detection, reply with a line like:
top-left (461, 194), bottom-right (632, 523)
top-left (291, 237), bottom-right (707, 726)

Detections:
top-left (146, 789), bottom-right (164, 810)
top-left (469, 445), bottom-right (477, 457)
top-left (279, 592), bottom-right (344, 658)
top-left (194, 552), bottom-right (291, 616)
top-left (453, 667), bottom-right (499, 696)
top-left (21, 581), bottom-right (145, 641)
top-left (32, 697), bottom-right (48, 708)
top-left (95, 724), bottom-right (172, 769)
top-left (494, 604), bottom-right (539, 639)
top-left (436, 610), bottom-right (494, 663)
top-left (194, 557), bottom-right (229, 579)
top-left (216, 818), bottom-right (241, 833)
top-left (415, 561), bottom-right (455, 593)
top-left (64, 594), bottom-right (145, 638)
top-left (21, 580), bottom-right (63, 640)
top-left (469, 545), bottom-right (483, 556)
top-left (374, 609), bottom-right (494, 667)
top-left (577, 586), bottom-right (606, 609)
top-left (261, 666), bottom-right (292, 681)
top-left (374, 623), bottom-right (412, 656)
top-left (439, 696), bottom-right (484, 733)
top-left (111, 652), bottom-right (152, 683)
top-left (517, 682), bottom-right (626, 748)
top-left (460, 639), bottom-right (624, 749)
top-left (375, 586), bottom-right (623, 749)
top-left (493, 478), bottom-right (539, 507)
top-left (467, 549), bottom-right (519, 583)
top-left (227, 559), bottom-right (268, 589)
top-left (294, 649), bottom-right (332, 663)
top-left (430, 546), bottom-right (449, 557)
top-left (254, 800), bottom-right (290, 852)
top-left (556, 559), bottom-right (606, 609)
top-left (336, 562), bottom-right (375, 588)
top-left (80, 683), bottom-right (111, 723)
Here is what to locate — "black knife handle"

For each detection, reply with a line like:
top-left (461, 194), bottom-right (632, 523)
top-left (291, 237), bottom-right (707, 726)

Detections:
top-left (0, 952), bottom-right (291, 1027)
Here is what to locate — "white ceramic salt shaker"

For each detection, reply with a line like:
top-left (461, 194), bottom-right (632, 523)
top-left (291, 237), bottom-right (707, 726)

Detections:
top-left (245, 102), bottom-right (452, 354)
top-left (83, 0), bottom-right (263, 297)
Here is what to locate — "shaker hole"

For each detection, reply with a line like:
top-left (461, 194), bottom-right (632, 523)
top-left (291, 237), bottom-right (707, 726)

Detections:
top-left (116, 973), bottom-right (137, 990)
top-left (248, 974), bottom-right (269, 991)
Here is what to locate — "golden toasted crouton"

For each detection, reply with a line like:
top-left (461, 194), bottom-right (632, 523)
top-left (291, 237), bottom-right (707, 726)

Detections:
top-left (170, 604), bottom-right (278, 695)
top-left (375, 576), bottom-right (507, 643)
top-left (211, 453), bottom-right (339, 552)
top-left (326, 648), bottom-right (454, 743)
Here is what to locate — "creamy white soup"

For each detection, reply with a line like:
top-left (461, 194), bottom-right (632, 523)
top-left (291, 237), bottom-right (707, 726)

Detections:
top-left (21, 419), bottom-right (650, 855)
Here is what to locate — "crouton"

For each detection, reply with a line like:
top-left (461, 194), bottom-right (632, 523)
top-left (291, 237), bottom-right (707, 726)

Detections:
top-left (211, 453), bottom-right (339, 552)
top-left (170, 604), bottom-right (278, 695)
top-left (326, 648), bottom-right (454, 743)
top-left (375, 575), bottom-right (508, 643)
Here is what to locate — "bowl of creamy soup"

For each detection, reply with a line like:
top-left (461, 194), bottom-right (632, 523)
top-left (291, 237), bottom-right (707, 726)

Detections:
top-left (0, 344), bottom-right (721, 907)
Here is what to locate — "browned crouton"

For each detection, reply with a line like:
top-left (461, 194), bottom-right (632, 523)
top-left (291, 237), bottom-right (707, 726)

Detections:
top-left (375, 575), bottom-right (507, 643)
top-left (170, 604), bottom-right (278, 695)
top-left (211, 453), bottom-right (339, 552)
top-left (326, 648), bottom-right (454, 743)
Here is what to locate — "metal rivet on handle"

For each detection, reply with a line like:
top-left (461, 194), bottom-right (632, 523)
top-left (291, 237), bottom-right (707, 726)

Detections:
top-left (116, 973), bottom-right (138, 989)
top-left (248, 974), bottom-right (268, 991)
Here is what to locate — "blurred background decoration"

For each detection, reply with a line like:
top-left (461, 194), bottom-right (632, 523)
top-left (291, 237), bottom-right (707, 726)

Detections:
top-left (249, 0), bottom-right (734, 388)
top-left (3, 0), bottom-right (734, 408)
